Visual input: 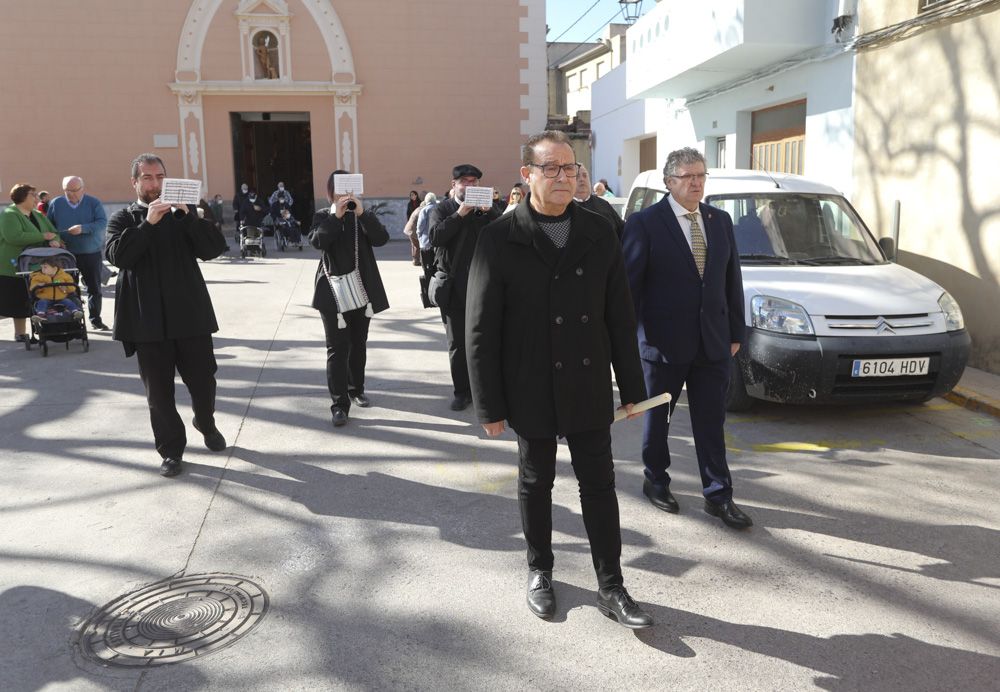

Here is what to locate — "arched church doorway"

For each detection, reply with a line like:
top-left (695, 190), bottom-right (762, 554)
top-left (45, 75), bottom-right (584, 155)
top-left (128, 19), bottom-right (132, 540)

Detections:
top-left (230, 111), bottom-right (315, 222)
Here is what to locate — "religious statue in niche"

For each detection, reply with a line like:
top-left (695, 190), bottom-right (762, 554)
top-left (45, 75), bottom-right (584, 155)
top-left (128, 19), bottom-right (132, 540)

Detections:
top-left (253, 31), bottom-right (279, 79)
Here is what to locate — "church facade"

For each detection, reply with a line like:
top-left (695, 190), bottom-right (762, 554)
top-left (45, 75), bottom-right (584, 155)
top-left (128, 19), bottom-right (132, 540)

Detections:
top-left (1, 0), bottom-right (547, 217)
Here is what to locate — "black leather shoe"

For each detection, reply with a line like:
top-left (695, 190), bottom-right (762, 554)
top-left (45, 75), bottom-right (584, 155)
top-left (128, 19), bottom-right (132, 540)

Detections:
top-left (704, 499), bottom-right (753, 529)
top-left (332, 407), bottom-right (348, 427)
top-left (192, 418), bottom-right (227, 452)
top-left (596, 586), bottom-right (653, 629)
top-left (160, 457), bottom-right (182, 477)
top-left (449, 395), bottom-right (472, 411)
top-left (643, 479), bottom-right (679, 513)
top-left (526, 570), bottom-right (555, 619)
top-left (350, 392), bottom-right (371, 408)
top-left (90, 319), bottom-right (111, 331)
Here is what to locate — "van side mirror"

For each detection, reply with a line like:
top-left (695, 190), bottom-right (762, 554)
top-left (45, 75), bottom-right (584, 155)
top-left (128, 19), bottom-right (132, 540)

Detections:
top-left (878, 237), bottom-right (896, 261)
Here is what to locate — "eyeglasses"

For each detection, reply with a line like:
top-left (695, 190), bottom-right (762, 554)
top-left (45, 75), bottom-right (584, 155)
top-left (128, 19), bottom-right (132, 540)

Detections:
top-left (527, 162), bottom-right (581, 178)
top-left (669, 173), bottom-right (708, 182)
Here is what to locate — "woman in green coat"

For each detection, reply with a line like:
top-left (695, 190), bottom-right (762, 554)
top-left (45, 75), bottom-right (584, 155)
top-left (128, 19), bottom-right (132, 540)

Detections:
top-left (0, 183), bottom-right (62, 342)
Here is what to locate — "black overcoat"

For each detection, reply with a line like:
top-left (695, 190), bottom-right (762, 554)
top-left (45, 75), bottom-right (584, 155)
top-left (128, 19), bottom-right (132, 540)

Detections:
top-left (309, 208), bottom-right (389, 315)
top-left (428, 197), bottom-right (500, 313)
top-left (105, 203), bottom-right (227, 353)
top-left (466, 197), bottom-right (647, 438)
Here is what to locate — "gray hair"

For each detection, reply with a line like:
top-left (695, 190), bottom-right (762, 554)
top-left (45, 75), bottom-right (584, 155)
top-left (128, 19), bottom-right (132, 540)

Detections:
top-left (663, 147), bottom-right (706, 179)
top-left (423, 192), bottom-right (437, 205)
top-left (130, 153), bottom-right (166, 180)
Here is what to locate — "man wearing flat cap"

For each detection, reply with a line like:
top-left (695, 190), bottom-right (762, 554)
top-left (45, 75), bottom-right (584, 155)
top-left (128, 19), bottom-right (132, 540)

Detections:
top-left (429, 164), bottom-right (500, 410)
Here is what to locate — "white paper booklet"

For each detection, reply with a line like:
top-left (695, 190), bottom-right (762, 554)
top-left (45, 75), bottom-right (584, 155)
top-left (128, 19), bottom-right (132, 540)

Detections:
top-left (159, 178), bottom-right (203, 205)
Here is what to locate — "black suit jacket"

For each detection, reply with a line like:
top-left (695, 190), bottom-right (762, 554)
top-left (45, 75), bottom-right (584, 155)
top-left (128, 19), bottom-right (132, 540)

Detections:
top-left (622, 195), bottom-right (745, 364)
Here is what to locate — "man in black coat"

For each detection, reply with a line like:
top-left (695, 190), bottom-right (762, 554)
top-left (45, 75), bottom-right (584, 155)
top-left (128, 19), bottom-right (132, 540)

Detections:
top-left (622, 147), bottom-right (751, 529)
top-left (574, 164), bottom-right (624, 239)
top-left (466, 130), bottom-right (653, 629)
top-left (428, 164), bottom-right (499, 411)
top-left (106, 153), bottom-right (229, 478)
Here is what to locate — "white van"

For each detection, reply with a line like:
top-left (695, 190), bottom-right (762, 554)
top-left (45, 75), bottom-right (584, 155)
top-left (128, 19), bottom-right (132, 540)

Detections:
top-left (623, 169), bottom-right (970, 410)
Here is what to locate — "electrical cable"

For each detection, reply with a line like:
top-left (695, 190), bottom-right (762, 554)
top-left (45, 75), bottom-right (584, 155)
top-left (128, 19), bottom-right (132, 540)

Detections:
top-left (548, 0), bottom-right (602, 43)
top-left (548, 3), bottom-right (636, 68)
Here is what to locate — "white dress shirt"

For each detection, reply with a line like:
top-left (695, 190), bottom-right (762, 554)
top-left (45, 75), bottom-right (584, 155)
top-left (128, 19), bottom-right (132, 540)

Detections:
top-left (667, 194), bottom-right (708, 252)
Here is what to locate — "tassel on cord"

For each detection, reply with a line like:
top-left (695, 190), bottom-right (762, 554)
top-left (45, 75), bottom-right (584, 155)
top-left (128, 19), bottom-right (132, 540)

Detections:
top-left (365, 303), bottom-right (373, 318)
top-left (337, 313), bottom-right (346, 329)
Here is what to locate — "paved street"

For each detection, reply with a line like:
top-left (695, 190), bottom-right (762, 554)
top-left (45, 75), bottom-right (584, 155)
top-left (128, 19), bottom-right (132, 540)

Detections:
top-left (2, 239), bottom-right (999, 691)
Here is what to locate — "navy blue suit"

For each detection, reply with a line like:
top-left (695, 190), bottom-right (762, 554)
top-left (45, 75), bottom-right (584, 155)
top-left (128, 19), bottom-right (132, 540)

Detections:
top-left (622, 194), bottom-right (745, 503)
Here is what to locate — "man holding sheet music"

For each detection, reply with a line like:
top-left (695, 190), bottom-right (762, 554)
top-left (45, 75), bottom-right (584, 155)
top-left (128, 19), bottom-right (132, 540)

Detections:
top-left (428, 164), bottom-right (499, 411)
top-left (105, 153), bottom-right (229, 478)
top-left (466, 131), bottom-right (654, 629)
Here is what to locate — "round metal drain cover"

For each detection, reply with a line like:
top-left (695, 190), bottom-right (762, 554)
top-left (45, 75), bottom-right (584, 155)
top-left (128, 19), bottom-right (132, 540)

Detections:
top-left (78, 573), bottom-right (268, 667)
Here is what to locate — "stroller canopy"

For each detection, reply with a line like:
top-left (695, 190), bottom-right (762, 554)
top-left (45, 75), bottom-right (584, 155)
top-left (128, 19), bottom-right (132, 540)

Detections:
top-left (17, 246), bottom-right (78, 274)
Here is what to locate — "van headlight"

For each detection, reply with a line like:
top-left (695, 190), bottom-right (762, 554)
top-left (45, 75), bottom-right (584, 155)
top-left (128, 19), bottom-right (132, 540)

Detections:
top-left (938, 292), bottom-right (965, 331)
top-left (751, 295), bottom-right (815, 336)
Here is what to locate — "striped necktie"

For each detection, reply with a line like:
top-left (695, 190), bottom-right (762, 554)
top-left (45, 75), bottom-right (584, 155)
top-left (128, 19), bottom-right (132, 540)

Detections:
top-left (685, 212), bottom-right (706, 277)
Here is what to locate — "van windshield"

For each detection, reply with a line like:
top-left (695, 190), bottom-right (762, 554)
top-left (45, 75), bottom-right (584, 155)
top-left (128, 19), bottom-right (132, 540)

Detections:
top-left (707, 193), bottom-right (885, 265)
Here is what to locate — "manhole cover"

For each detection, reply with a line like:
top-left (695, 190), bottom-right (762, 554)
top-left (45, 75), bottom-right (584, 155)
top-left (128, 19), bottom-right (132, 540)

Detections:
top-left (78, 573), bottom-right (268, 667)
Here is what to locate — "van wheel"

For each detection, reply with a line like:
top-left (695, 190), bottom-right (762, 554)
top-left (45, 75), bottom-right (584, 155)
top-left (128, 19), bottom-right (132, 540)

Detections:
top-left (726, 359), bottom-right (754, 412)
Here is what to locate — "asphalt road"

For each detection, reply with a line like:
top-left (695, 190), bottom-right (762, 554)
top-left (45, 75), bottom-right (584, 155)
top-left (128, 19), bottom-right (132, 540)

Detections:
top-left (1, 238), bottom-right (998, 691)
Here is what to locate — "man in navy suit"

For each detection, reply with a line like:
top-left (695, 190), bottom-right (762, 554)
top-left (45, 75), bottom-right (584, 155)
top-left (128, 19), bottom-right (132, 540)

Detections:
top-left (622, 147), bottom-right (752, 529)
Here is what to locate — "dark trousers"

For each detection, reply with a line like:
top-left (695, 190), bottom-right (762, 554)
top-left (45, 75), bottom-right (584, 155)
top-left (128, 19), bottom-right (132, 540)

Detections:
top-left (320, 309), bottom-right (371, 413)
top-left (517, 427), bottom-right (624, 590)
top-left (74, 251), bottom-right (103, 323)
top-left (641, 349), bottom-right (733, 503)
top-left (134, 335), bottom-right (218, 460)
top-left (442, 306), bottom-right (470, 398)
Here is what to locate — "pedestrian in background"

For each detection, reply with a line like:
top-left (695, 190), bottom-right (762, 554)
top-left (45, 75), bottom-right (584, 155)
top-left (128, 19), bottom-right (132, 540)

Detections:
top-left (36, 191), bottom-right (50, 215)
top-left (428, 164), bottom-right (499, 411)
top-left (415, 192), bottom-right (438, 277)
top-left (405, 190), bottom-right (420, 220)
top-left (47, 176), bottom-right (110, 330)
top-left (309, 170), bottom-right (390, 427)
top-left (0, 184), bottom-right (61, 343)
top-left (466, 130), bottom-right (653, 629)
top-left (105, 153), bottom-right (229, 478)
top-left (574, 164), bottom-right (624, 239)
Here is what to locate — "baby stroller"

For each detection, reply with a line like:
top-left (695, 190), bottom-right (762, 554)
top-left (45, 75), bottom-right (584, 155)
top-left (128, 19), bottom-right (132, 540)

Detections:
top-left (16, 247), bottom-right (89, 356)
top-left (239, 225), bottom-right (267, 259)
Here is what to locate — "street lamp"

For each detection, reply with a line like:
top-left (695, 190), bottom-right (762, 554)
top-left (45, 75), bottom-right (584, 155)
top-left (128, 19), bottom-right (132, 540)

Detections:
top-left (619, 0), bottom-right (642, 25)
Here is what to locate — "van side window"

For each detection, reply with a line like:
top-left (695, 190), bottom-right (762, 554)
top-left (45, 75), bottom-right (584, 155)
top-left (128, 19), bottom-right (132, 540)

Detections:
top-left (623, 187), bottom-right (665, 220)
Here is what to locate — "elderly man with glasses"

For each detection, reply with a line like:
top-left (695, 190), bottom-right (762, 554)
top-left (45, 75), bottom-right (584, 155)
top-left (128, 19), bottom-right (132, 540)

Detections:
top-left (622, 147), bottom-right (752, 530)
top-left (47, 175), bottom-right (110, 330)
top-left (466, 130), bottom-right (653, 629)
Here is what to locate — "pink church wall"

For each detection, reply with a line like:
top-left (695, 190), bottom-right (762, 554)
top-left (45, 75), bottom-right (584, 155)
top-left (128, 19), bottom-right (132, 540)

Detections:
top-left (1, 0), bottom-right (539, 204)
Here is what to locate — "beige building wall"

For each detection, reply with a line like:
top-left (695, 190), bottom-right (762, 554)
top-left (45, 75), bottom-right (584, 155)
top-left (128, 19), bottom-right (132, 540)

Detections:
top-left (0, 0), bottom-right (547, 209)
top-left (853, 4), bottom-right (1000, 373)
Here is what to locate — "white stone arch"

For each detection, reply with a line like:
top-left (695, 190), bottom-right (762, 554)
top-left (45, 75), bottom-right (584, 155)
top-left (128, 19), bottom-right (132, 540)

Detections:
top-left (175, 0), bottom-right (356, 82)
top-left (171, 0), bottom-right (361, 188)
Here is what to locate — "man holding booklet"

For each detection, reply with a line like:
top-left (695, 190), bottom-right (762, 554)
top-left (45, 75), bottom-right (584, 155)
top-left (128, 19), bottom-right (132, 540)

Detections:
top-left (466, 130), bottom-right (654, 629)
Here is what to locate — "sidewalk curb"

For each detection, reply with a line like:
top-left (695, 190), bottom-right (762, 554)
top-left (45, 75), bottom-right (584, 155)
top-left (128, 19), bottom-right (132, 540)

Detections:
top-left (943, 387), bottom-right (1000, 420)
